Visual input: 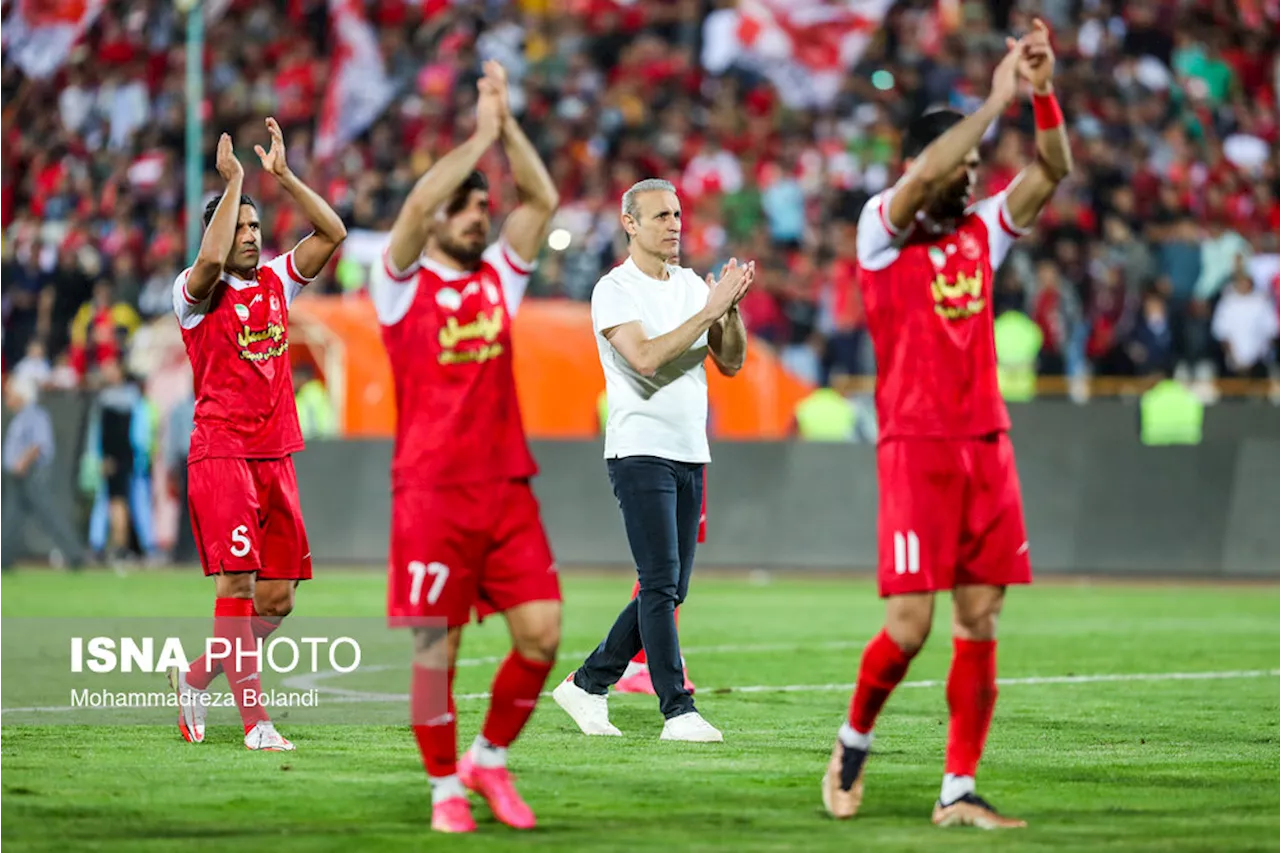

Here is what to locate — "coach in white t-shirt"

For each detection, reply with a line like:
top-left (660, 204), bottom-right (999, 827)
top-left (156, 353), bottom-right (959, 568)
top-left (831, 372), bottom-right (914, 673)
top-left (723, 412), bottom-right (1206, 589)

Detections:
top-left (552, 178), bottom-right (753, 743)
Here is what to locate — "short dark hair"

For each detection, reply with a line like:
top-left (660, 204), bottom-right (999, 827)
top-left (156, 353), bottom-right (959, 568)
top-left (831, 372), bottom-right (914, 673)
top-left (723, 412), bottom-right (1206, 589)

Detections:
top-left (203, 193), bottom-right (258, 228)
top-left (445, 170), bottom-right (489, 215)
top-left (901, 110), bottom-right (965, 160)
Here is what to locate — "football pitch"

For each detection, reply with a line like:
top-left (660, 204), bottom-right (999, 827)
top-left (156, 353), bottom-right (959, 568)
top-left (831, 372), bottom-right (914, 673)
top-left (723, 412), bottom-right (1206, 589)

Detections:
top-left (2, 569), bottom-right (1278, 852)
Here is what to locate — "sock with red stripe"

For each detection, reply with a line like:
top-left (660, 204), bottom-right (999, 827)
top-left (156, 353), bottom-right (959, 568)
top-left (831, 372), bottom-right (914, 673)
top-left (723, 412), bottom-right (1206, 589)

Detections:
top-left (944, 637), bottom-right (998, 782)
top-left (210, 597), bottom-right (270, 732)
top-left (844, 629), bottom-right (916, 745)
top-left (478, 651), bottom-right (555, 753)
top-left (629, 580), bottom-right (681, 666)
top-left (186, 602), bottom-right (281, 690)
top-left (412, 664), bottom-right (461, 803)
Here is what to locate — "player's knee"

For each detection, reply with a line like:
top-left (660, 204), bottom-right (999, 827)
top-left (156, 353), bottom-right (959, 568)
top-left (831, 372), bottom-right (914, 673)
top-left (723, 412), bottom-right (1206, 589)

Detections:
top-left (886, 619), bottom-right (931, 655)
top-left (254, 589), bottom-right (294, 618)
top-left (515, 620), bottom-right (560, 664)
top-left (884, 608), bottom-right (933, 653)
top-left (953, 609), bottom-right (999, 640)
top-left (215, 572), bottom-right (254, 599)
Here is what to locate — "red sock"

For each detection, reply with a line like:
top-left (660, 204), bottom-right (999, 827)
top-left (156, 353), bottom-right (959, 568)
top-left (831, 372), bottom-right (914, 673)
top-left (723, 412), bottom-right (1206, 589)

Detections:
top-left (210, 597), bottom-right (270, 732)
top-left (629, 580), bottom-right (680, 666)
top-left (629, 581), bottom-right (647, 664)
top-left (412, 665), bottom-right (457, 777)
top-left (481, 651), bottom-right (555, 748)
top-left (944, 638), bottom-right (998, 777)
top-left (847, 630), bottom-right (916, 734)
top-left (187, 604), bottom-right (280, 689)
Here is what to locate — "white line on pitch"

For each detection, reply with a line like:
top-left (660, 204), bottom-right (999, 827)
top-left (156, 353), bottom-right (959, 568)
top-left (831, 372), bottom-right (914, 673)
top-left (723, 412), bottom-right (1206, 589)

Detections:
top-left (452, 639), bottom-right (870, 668)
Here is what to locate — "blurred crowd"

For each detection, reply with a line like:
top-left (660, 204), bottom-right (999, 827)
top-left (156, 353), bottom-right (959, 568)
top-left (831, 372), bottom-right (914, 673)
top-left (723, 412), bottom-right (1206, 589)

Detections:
top-left (2, 0), bottom-right (1279, 398)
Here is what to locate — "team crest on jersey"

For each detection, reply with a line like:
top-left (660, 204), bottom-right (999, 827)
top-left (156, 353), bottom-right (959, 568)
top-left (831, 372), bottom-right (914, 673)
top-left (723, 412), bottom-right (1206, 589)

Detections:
top-left (958, 231), bottom-right (981, 260)
top-left (436, 288), bottom-right (463, 311)
top-left (270, 294), bottom-right (280, 312)
top-left (928, 246), bottom-right (947, 269)
top-left (931, 270), bottom-right (986, 321)
top-left (234, 303), bottom-right (250, 321)
top-left (484, 282), bottom-right (500, 303)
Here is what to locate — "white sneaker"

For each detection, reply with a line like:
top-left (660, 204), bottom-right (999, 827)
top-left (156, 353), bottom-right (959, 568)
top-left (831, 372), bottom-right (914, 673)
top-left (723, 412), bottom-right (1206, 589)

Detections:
top-left (244, 721), bottom-right (295, 751)
top-left (660, 711), bottom-right (723, 742)
top-left (167, 665), bottom-right (206, 743)
top-left (551, 672), bottom-right (622, 736)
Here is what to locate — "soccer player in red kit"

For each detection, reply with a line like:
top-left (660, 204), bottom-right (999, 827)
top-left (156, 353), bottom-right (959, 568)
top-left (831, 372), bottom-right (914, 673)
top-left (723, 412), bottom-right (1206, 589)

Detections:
top-left (166, 121), bottom-right (347, 751)
top-left (821, 21), bottom-right (1070, 828)
top-left (369, 61), bottom-right (561, 834)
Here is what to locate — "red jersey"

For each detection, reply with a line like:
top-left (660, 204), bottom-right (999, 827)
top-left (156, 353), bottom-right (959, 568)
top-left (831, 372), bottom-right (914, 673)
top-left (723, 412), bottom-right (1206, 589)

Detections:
top-left (371, 240), bottom-right (537, 490)
top-left (856, 188), bottom-right (1027, 440)
top-left (172, 252), bottom-right (311, 462)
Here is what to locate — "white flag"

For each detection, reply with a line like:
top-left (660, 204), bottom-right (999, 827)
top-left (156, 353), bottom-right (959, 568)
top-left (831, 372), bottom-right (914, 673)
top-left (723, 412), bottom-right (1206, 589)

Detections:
top-left (2, 0), bottom-right (106, 79)
top-left (314, 0), bottom-right (396, 161)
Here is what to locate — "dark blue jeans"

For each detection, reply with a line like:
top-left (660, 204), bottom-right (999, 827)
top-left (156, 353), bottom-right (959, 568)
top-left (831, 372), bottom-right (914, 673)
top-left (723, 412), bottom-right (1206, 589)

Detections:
top-left (575, 456), bottom-right (704, 719)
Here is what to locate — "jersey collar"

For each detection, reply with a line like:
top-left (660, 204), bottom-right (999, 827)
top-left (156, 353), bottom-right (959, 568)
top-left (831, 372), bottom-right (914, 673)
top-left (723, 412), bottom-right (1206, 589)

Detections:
top-left (221, 268), bottom-right (260, 290)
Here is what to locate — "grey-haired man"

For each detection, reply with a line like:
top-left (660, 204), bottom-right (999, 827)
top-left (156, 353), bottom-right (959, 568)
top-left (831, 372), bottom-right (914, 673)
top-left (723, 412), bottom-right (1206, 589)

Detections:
top-left (553, 178), bottom-right (753, 742)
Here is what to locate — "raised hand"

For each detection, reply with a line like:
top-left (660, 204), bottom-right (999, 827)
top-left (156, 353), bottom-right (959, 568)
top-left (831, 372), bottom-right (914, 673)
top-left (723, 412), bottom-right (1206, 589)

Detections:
top-left (475, 77), bottom-right (504, 143)
top-left (989, 37), bottom-right (1024, 109)
top-left (215, 133), bottom-right (243, 183)
top-left (705, 258), bottom-right (755, 317)
top-left (253, 116), bottom-right (290, 178)
top-left (481, 59), bottom-right (511, 122)
top-left (1017, 18), bottom-right (1055, 92)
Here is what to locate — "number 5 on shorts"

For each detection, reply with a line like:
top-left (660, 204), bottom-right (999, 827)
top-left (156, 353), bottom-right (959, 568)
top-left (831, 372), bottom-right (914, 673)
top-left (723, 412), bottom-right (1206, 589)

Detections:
top-left (408, 561), bottom-right (449, 606)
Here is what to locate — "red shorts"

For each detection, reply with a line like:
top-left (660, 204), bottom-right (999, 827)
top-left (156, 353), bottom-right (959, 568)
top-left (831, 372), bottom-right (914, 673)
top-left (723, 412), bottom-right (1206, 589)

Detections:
top-left (876, 435), bottom-right (1032, 597)
top-left (187, 457), bottom-right (312, 581)
top-left (387, 479), bottom-right (561, 628)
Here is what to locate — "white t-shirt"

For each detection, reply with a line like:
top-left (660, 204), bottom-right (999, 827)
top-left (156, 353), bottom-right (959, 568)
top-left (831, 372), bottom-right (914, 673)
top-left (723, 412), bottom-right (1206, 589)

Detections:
top-left (591, 257), bottom-right (711, 464)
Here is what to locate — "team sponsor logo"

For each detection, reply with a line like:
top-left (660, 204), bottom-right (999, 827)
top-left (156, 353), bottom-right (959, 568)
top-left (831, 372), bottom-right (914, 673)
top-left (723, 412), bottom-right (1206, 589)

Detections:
top-left (236, 322), bottom-right (289, 362)
top-left (437, 307), bottom-right (506, 365)
top-left (931, 270), bottom-right (986, 320)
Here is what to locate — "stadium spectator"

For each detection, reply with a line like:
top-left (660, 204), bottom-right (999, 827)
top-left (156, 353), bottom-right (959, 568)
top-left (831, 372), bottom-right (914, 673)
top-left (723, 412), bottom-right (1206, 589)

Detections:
top-left (1212, 267), bottom-right (1280, 380)
top-left (69, 281), bottom-right (142, 379)
top-left (0, 0), bottom-right (1276, 400)
top-left (1, 377), bottom-right (86, 571)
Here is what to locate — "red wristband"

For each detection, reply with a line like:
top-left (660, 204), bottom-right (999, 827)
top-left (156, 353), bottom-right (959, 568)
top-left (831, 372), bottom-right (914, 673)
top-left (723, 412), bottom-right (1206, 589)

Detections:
top-left (1032, 91), bottom-right (1063, 130)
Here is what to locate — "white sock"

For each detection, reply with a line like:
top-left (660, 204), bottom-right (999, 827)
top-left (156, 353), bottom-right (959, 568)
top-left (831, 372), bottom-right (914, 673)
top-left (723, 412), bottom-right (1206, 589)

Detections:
top-left (470, 735), bottom-right (507, 769)
top-left (429, 774), bottom-right (466, 804)
top-left (838, 722), bottom-right (872, 750)
top-left (621, 660), bottom-right (648, 679)
top-left (940, 773), bottom-right (975, 805)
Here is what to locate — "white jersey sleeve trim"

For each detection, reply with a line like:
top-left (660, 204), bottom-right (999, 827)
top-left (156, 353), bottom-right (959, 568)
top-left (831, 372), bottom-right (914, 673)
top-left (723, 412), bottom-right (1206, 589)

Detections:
top-left (265, 251), bottom-right (313, 308)
top-left (483, 240), bottom-right (535, 317)
top-left (369, 243), bottom-right (420, 327)
top-left (856, 190), bottom-right (905, 272)
top-left (172, 268), bottom-right (209, 330)
top-left (971, 192), bottom-right (1028, 271)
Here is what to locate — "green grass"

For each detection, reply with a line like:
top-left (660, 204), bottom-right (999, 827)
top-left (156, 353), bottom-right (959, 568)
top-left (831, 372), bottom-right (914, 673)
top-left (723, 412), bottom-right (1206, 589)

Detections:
top-left (3, 569), bottom-right (1279, 852)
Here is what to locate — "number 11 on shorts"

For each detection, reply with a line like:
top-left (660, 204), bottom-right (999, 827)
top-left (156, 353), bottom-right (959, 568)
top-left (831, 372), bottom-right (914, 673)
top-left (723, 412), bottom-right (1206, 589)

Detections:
top-left (893, 531), bottom-right (920, 575)
top-left (408, 560), bottom-right (449, 606)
